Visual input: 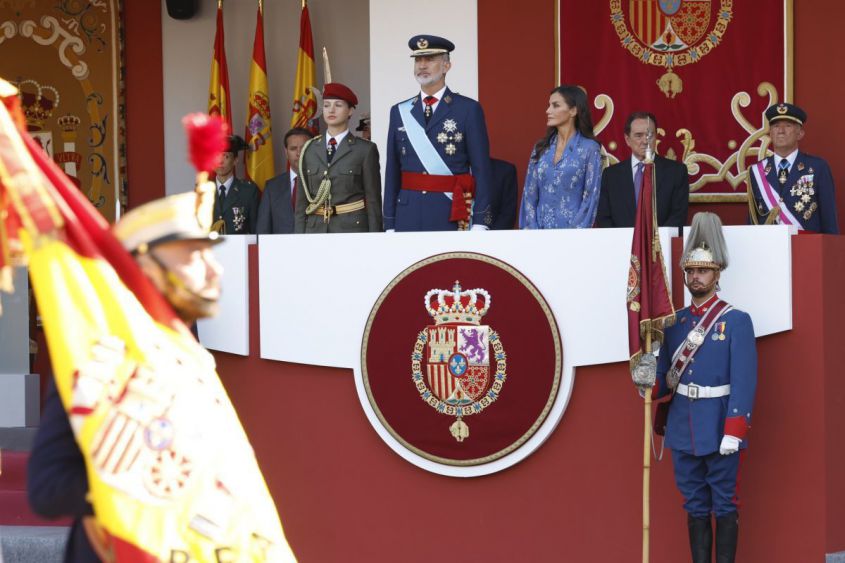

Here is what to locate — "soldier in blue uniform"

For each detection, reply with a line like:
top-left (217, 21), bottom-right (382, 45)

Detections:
top-left (651, 212), bottom-right (757, 563)
top-left (383, 34), bottom-right (493, 232)
top-left (748, 103), bottom-right (839, 233)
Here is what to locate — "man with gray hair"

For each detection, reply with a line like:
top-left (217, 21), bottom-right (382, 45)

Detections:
top-left (383, 34), bottom-right (493, 232)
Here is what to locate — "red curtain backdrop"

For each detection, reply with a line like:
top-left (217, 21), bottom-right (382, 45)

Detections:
top-left (559, 0), bottom-right (786, 201)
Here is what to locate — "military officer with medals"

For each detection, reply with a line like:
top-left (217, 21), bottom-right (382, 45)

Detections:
top-left (383, 34), bottom-right (493, 231)
top-left (295, 82), bottom-right (383, 233)
top-left (212, 134), bottom-right (260, 234)
top-left (650, 212), bottom-right (757, 563)
top-left (748, 103), bottom-right (839, 233)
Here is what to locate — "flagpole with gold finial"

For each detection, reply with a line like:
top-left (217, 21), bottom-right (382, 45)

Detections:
top-left (641, 116), bottom-right (657, 563)
top-left (322, 47), bottom-right (332, 84)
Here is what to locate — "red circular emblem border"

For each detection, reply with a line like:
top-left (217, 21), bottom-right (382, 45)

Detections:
top-left (360, 252), bottom-right (562, 467)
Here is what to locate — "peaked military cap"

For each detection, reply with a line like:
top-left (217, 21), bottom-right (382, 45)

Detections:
top-left (225, 134), bottom-right (249, 154)
top-left (765, 103), bottom-right (806, 126)
top-left (113, 185), bottom-right (220, 254)
top-left (408, 34), bottom-right (455, 57)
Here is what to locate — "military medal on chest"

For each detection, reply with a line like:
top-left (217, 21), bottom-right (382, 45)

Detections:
top-left (232, 206), bottom-right (245, 231)
top-left (436, 118), bottom-right (463, 156)
top-left (790, 174), bottom-right (817, 220)
top-left (411, 281), bottom-right (507, 442)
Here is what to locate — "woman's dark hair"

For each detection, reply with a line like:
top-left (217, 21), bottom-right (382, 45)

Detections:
top-left (531, 85), bottom-right (595, 161)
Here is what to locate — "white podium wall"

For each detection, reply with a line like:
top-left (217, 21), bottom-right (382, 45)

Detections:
top-left (253, 227), bottom-right (792, 372)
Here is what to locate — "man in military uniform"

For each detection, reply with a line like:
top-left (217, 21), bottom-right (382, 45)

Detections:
top-left (295, 82), bottom-right (382, 233)
top-left (748, 103), bottom-right (839, 233)
top-left (646, 212), bottom-right (757, 563)
top-left (28, 188), bottom-right (224, 562)
top-left (383, 34), bottom-right (493, 231)
top-left (213, 135), bottom-right (260, 234)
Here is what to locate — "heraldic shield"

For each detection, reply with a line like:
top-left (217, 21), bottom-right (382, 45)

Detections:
top-left (361, 252), bottom-right (563, 470)
top-left (414, 282), bottom-right (506, 442)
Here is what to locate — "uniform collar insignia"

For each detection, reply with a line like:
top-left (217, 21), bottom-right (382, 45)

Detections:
top-left (444, 94), bottom-right (452, 104)
top-left (797, 162), bottom-right (805, 171)
top-left (690, 294), bottom-right (719, 317)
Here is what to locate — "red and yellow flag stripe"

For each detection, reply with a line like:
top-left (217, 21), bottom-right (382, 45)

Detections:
top-left (0, 80), bottom-right (295, 561)
top-left (290, 0), bottom-right (318, 135)
top-left (244, 0), bottom-right (275, 190)
top-left (208, 0), bottom-right (233, 132)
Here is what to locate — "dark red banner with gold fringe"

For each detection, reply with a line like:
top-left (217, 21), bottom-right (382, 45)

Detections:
top-left (627, 163), bottom-right (674, 367)
top-left (560, 0), bottom-right (790, 201)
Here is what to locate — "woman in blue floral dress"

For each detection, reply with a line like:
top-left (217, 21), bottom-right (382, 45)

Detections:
top-left (518, 85), bottom-right (603, 229)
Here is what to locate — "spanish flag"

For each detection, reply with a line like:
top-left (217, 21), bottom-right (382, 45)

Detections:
top-left (244, 0), bottom-right (275, 190)
top-left (0, 81), bottom-right (295, 561)
top-left (208, 0), bottom-right (232, 132)
top-left (290, 0), bottom-right (318, 135)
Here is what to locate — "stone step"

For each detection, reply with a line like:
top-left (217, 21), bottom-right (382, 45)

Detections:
top-left (0, 428), bottom-right (38, 453)
top-left (0, 525), bottom-right (67, 563)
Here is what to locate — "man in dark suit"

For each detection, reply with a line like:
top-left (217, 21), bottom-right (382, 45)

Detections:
top-left (257, 127), bottom-right (312, 234)
top-left (212, 135), bottom-right (260, 234)
top-left (490, 158), bottom-right (518, 230)
top-left (748, 103), bottom-right (839, 233)
top-left (383, 34), bottom-right (493, 232)
top-left (596, 111), bottom-right (689, 228)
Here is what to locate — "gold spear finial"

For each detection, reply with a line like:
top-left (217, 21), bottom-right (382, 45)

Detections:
top-left (322, 46), bottom-right (332, 84)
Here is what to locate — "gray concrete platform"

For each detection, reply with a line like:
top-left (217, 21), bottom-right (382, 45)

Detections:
top-left (0, 526), bottom-right (67, 563)
top-left (0, 428), bottom-right (37, 453)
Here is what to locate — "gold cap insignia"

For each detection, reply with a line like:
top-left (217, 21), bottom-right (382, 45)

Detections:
top-left (417, 38), bottom-right (429, 49)
top-left (777, 104), bottom-right (788, 115)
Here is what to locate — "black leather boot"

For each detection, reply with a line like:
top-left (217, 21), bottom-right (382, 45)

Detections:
top-left (715, 512), bottom-right (739, 563)
top-left (688, 514), bottom-right (712, 563)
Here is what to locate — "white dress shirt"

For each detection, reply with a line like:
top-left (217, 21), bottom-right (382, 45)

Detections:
top-left (419, 85), bottom-right (448, 113)
top-left (325, 129), bottom-right (350, 151)
top-left (774, 149), bottom-right (798, 173)
top-left (216, 175), bottom-right (234, 197)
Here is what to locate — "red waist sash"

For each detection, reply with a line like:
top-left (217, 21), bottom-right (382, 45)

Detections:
top-left (401, 171), bottom-right (476, 223)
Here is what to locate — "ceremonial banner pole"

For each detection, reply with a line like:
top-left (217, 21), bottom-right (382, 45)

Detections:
top-left (642, 329), bottom-right (652, 563)
top-left (627, 122), bottom-right (675, 563)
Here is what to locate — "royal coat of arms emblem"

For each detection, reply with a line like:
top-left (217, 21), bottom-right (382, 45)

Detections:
top-left (610, 0), bottom-right (733, 97)
top-left (360, 252), bottom-right (563, 475)
top-left (412, 281), bottom-right (507, 442)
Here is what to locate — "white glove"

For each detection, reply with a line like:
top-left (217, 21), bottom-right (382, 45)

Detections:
top-left (719, 435), bottom-right (741, 455)
top-left (470, 224), bottom-right (489, 231)
top-left (385, 229), bottom-right (395, 233)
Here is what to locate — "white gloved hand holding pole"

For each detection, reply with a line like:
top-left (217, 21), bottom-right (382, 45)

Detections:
top-left (719, 435), bottom-right (741, 455)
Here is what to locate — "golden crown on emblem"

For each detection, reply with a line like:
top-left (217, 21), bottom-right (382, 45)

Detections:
top-left (424, 281), bottom-right (491, 326)
top-left (17, 79), bottom-right (59, 131)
